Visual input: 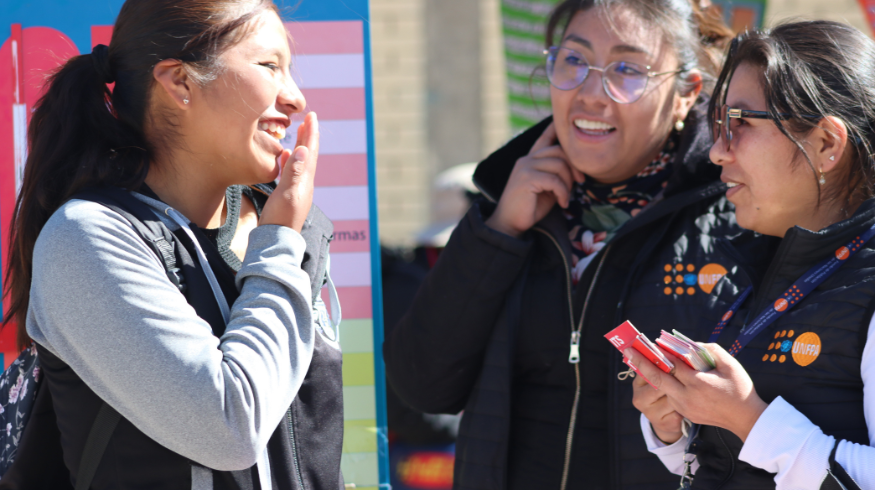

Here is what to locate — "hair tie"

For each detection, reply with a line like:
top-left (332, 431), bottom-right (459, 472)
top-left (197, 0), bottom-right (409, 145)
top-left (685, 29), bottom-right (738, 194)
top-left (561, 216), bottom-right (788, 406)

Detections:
top-left (91, 44), bottom-right (114, 84)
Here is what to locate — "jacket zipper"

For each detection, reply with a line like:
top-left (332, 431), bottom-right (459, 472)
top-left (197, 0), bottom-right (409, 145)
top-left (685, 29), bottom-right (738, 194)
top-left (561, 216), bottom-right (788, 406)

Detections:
top-left (287, 407), bottom-right (306, 489)
top-left (534, 227), bottom-right (611, 490)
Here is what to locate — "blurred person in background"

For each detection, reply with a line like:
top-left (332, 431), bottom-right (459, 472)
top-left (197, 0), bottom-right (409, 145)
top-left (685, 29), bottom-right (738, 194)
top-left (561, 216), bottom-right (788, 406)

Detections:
top-left (382, 164), bottom-right (478, 490)
top-left (383, 0), bottom-right (755, 489)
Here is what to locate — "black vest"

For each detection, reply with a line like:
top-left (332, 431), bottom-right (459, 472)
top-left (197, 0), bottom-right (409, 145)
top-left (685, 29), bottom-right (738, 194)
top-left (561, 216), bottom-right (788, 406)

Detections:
top-left (37, 188), bottom-right (343, 490)
top-left (690, 200), bottom-right (875, 489)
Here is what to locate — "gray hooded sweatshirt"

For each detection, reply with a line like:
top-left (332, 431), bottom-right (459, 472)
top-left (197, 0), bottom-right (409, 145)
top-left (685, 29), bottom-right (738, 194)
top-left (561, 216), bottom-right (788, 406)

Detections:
top-left (26, 193), bottom-right (315, 489)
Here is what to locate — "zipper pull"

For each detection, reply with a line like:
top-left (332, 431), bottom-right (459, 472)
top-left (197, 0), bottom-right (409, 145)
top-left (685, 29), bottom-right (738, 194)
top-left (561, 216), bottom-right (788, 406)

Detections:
top-left (569, 331), bottom-right (581, 364)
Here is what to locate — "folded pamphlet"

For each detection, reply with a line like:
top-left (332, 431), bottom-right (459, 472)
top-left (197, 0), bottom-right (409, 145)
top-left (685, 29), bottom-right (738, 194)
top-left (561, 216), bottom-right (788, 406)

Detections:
top-left (655, 330), bottom-right (716, 372)
top-left (604, 321), bottom-right (715, 388)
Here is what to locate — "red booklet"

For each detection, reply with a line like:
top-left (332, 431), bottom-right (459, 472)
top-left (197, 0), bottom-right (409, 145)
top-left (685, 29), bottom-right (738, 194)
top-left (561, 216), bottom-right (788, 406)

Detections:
top-left (605, 321), bottom-right (675, 388)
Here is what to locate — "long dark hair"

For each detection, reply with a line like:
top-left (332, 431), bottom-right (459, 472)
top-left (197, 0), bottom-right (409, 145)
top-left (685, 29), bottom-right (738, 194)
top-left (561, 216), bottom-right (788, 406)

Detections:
top-left (709, 21), bottom-right (875, 208)
top-left (545, 0), bottom-right (734, 94)
top-left (5, 0), bottom-right (278, 348)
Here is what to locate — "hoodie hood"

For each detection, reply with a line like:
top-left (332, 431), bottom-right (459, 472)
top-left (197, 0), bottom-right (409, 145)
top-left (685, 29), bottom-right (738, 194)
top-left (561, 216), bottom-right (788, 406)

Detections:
top-left (473, 96), bottom-right (721, 203)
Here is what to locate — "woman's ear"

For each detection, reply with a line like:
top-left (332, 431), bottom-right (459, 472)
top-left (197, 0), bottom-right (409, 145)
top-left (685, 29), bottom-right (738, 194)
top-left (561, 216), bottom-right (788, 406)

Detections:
top-left (152, 59), bottom-right (192, 110)
top-left (814, 116), bottom-right (849, 174)
top-left (674, 70), bottom-right (703, 123)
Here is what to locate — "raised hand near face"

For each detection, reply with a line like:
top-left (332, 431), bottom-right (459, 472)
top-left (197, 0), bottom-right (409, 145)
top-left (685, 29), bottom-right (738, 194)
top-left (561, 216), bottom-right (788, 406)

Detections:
top-left (485, 123), bottom-right (585, 237)
top-left (261, 112), bottom-right (320, 233)
top-left (625, 344), bottom-right (769, 442)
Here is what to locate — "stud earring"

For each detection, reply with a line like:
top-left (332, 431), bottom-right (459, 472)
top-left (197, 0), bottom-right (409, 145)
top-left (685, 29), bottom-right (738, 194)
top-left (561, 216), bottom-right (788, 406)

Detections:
top-left (830, 155), bottom-right (835, 161)
top-left (675, 120), bottom-right (685, 132)
top-left (819, 168), bottom-right (826, 185)
top-left (183, 98), bottom-right (189, 105)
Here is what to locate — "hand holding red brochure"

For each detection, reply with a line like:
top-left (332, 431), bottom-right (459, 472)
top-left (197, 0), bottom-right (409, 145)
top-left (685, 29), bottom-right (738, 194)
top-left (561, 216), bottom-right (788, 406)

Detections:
top-left (604, 321), bottom-right (715, 388)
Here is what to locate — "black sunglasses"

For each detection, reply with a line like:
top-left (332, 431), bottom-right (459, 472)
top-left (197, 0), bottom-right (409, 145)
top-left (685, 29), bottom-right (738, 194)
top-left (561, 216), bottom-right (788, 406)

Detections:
top-left (713, 104), bottom-right (824, 152)
top-left (713, 38), bottom-right (822, 151)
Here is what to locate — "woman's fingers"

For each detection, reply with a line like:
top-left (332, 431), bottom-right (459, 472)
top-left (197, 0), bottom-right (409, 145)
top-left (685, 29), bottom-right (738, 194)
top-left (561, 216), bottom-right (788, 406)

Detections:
top-left (624, 348), bottom-right (686, 395)
top-left (631, 363), bottom-right (685, 443)
top-left (261, 113), bottom-right (319, 232)
top-left (302, 112), bottom-right (320, 164)
top-left (484, 123), bottom-right (580, 235)
top-left (527, 156), bottom-right (575, 192)
top-left (530, 144), bottom-right (585, 185)
top-left (530, 122), bottom-right (558, 153)
top-left (527, 169), bottom-right (570, 208)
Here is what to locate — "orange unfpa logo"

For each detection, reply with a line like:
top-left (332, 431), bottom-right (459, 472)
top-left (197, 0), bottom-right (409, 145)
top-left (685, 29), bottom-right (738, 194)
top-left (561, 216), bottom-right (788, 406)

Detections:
top-left (697, 264), bottom-right (728, 294)
top-left (791, 332), bottom-right (822, 366)
top-left (836, 246), bottom-right (850, 260)
top-left (663, 262), bottom-right (727, 295)
top-left (774, 298), bottom-right (789, 312)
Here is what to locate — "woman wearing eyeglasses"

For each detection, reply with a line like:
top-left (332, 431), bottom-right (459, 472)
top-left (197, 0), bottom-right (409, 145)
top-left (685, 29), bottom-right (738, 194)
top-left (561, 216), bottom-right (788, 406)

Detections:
top-left (628, 21), bottom-right (875, 490)
top-left (384, 0), bottom-right (741, 489)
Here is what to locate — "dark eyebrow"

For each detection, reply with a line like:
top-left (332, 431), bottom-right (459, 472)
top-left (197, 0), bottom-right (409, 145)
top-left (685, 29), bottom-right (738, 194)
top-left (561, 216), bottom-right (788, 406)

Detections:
top-left (611, 44), bottom-right (650, 56)
top-left (562, 33), bottom-right (591, 50)
top-left (561, 33), bottom-right (651, 57)
top-left (727, 100), bottom-right (756, 111)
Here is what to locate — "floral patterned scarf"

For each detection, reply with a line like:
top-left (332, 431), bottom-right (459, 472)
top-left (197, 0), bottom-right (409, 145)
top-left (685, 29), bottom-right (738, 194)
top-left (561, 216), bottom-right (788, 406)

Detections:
top-left (565, 133), bottom-right (678, 284)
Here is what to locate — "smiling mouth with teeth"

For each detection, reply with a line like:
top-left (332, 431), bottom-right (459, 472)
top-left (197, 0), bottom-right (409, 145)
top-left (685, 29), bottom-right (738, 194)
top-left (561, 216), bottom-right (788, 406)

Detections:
top-left (574, 118), bottom-right (616, 135)
top-left (258, 121), bottom-right (287, 141)
top-left (726, 182), bottom-right (740, 188)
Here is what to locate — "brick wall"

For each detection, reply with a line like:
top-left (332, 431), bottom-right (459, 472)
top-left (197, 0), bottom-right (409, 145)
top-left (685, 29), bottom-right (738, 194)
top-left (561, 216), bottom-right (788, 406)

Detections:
top-left (370, 0), bottom-right (430, 245)
top-left (371, 0), bottom-right (510, 246)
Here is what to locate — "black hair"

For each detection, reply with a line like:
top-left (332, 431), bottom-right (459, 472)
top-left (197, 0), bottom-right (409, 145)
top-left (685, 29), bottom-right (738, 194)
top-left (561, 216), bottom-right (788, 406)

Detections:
top-left (709, 21), bottom-right (875, 208)
top-left (5, 0), bottom-right (278, 348)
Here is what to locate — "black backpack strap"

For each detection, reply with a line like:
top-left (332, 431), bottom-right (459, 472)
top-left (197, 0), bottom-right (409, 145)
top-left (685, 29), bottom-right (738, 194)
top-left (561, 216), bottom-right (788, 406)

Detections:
top-left (820, 442), bottom-right (862, 490)
top-left (71, 188), bottom-right (186, 293)
top-left (66, 187), bottom-right (187, 489)
top-left (74, 404), bottom-right (122, 490)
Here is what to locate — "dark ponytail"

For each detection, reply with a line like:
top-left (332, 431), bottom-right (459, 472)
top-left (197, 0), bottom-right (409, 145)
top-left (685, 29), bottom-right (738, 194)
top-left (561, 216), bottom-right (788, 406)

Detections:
top-left (5, 0), bottom-right (278, 348)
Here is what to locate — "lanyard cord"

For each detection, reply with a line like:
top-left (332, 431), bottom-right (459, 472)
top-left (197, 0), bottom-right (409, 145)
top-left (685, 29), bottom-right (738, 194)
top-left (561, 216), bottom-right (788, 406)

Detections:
top-left (709, 223), bottom-right (875, 356)
top-left (163, 207), bottom-right (232, 325)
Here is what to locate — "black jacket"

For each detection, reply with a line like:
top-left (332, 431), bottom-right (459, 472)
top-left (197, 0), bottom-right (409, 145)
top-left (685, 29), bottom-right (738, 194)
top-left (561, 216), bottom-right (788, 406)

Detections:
top-left (384, 100), bottom-right (753, 490)
top-left (690, 200), bottom-right (875, 489)
top-left (22, 186), bottom-right (343, 490)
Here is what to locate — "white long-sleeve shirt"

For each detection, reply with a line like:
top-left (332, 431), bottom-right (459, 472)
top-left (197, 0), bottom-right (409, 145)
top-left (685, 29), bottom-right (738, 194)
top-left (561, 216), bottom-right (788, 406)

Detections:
top-left (642, 312), bottom-right (875, 489)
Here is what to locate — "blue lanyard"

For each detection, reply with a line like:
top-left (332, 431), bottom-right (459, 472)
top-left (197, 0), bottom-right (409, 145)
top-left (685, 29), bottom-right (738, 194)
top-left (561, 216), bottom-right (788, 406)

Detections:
top-left (708, 224), bottom-right (875, 356)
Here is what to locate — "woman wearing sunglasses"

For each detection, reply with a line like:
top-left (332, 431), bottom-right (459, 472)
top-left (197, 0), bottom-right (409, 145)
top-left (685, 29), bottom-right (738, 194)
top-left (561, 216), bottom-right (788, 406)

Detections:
top-left (384, 0), bottom-right (744, 488)
top-left (629, 21), bottom-right (875, 489)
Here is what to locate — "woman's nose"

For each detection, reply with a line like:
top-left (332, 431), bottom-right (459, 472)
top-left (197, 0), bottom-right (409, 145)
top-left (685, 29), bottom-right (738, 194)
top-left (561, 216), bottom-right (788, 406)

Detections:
top-left (278, 77), bottom-right (306, 116)
top-left (575, 67), bottom-right (609, 104)
top-left (709, 134), bottom-right (731, 167)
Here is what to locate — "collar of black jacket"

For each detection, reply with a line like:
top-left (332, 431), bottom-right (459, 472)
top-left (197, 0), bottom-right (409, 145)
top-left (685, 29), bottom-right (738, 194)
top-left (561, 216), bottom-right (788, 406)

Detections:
top-left (472, 96), bottom-right (720, 203)
top-left (744, 197), bottom-right (875, 267)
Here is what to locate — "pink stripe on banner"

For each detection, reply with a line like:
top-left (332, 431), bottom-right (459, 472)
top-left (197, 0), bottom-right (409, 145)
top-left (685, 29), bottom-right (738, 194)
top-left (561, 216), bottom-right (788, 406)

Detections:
top-left (314, 154), bottom-right (368, 187)
top-left (322, 286), bottom-right (372, 319)
top-left (286, 21), bottom-right (363, 55)
top-left (301, 88), bottom-right (366, 120)
top-left (331, 221), bottom-right (371, 253)
top-left (330, 252), bottom-right (371, 287)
